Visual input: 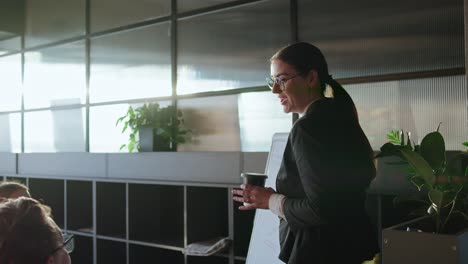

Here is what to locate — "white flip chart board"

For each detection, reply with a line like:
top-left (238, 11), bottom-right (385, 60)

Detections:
top-left (246, 133), bottom-right (289, 264)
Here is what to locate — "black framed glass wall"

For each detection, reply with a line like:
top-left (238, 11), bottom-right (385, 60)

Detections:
top-left (0, 0), bottom-right (465, 152)
top-left (297, 0), bottom-right (464, 77)
top-left (177, 0), bottom-right (290, 94)
top-left (297, 0), bottom-right (466, 150)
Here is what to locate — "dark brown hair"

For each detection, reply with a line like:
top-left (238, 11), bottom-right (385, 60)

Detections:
top-left (270, 42), bottom-right (358, 119)
top-left (0, 181), bottom-right (29, 198)
top-left (0, 197), bottom-right (60, 264)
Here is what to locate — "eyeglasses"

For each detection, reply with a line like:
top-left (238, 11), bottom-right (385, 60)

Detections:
top-left (266, 74), bottom-right (300, 91)
top-left (50, 233), bottom-right (75, 255)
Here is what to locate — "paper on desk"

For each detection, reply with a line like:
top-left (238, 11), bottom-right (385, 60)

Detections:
top-left (184, 237), bottom-right (231, 256)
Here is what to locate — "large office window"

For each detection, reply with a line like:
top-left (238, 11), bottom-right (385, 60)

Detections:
top-left (238, 91), bottom-right (292, 151)
top-left (90, 104), bottom-right (137, 153)
top-left (177, 0), bottom-right (237, 13)
top-left (0, 55), bottom-right (22, 111)
top-left (25, 0), bottom-right (86, 48)
top-left (0, 1), bottom-right (23, 54)
top-left (24, 108), bottom-right (86, 152)
top-left (177, 0), bottom-right (290, 94)
top-left (347, 75), bottom-right (467, 150)
top-left (24, 42), bottom-right (86, 109)
top-left (177, 95), bottom-right (241, 151)
top-left (90, 101), bottom-right (171, 152)
top-left (0, 113), bottom-right (21, 152)
top-left (0, 0), bottom-right (465, 153)
top-left (91, 0), bottom-right (171, 33)
top-left (298, 0), bottom-right (464, 78)
top-left (90, 23), bottom-right (172, 103)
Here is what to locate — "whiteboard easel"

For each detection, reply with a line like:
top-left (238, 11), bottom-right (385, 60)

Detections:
top-left (246, 133), bottom-right (288, 264)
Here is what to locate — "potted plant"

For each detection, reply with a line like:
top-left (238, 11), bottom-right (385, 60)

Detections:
top-left (116, 103), bottom-right (191, 152)
top-left (375, 127), bottom-right (468, 263)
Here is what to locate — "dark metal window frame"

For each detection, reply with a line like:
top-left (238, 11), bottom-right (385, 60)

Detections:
top-left (0, 0), bottom-right (464, 152)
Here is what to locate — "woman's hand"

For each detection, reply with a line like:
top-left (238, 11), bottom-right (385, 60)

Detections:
top-left (232, 184), bottom-right (275, 210)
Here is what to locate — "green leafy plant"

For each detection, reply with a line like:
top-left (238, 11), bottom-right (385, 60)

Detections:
top-left (375, 127), bottom-right (468, 233)
top-left (116, 103), bottom-right (191, 152)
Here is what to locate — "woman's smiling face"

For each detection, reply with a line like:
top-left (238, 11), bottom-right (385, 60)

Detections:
top-left (270, 59), bottom-right (319, 114)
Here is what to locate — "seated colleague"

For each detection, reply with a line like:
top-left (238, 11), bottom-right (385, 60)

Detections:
top-left (0, 181), bottom-right (31, 199)
top-left (0, 197), bottom-right (73, 264)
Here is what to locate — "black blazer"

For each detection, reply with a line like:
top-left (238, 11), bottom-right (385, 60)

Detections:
top-left (276, 98), bottom-right (379, 264)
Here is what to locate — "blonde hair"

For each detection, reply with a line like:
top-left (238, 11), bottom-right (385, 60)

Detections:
top-left (0, 181), bottom-right (30, 198)
top-left (0, 197), bottom-right (60, 264)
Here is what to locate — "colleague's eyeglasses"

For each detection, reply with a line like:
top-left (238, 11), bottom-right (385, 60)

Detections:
top-left (266, 74), bottom-right (300, 91)
top-left (50, 233), bottom-right (75, 255)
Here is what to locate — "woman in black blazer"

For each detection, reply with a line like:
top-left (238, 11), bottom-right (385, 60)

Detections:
top-left (233, 42), bottom-right (378, 264)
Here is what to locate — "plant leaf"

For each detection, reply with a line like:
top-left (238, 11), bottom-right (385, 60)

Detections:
top-left (400, 148), bottom-right (435, 188)
top-left (406, 166), bottom-right (417, 175)
top-left (383, 161), bottom-right (407, 165)
top-left (116, 102), bottom-right (190, 151)
top-left (410, 176), bottom-right (426, 191)
top-left (428, 189), bottom-right (444, 211)
top-left (428, 188), bottom-right (460, 211)
top-left (406, 132), bottom-right (412, 149)
top-left (128, 141), bottom-right (135, 152)
top-left (386, 130), bottom-right (402, 145)
top-left (419, 131), bottom-right (446, 173)
top-left (400, 130), bottom-right (405, 146)
top-left (375, 142), bottom-right (404, 159)
top-left (121, 122), bottom-right (128, 133)
top-left (155, 128), bottom-right (164, 135)
top-left (116, 116), bottom-right (125, 126)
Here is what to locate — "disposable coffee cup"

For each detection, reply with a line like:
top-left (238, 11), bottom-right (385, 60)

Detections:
top-left (241, 173), bottom-right (268, 206)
